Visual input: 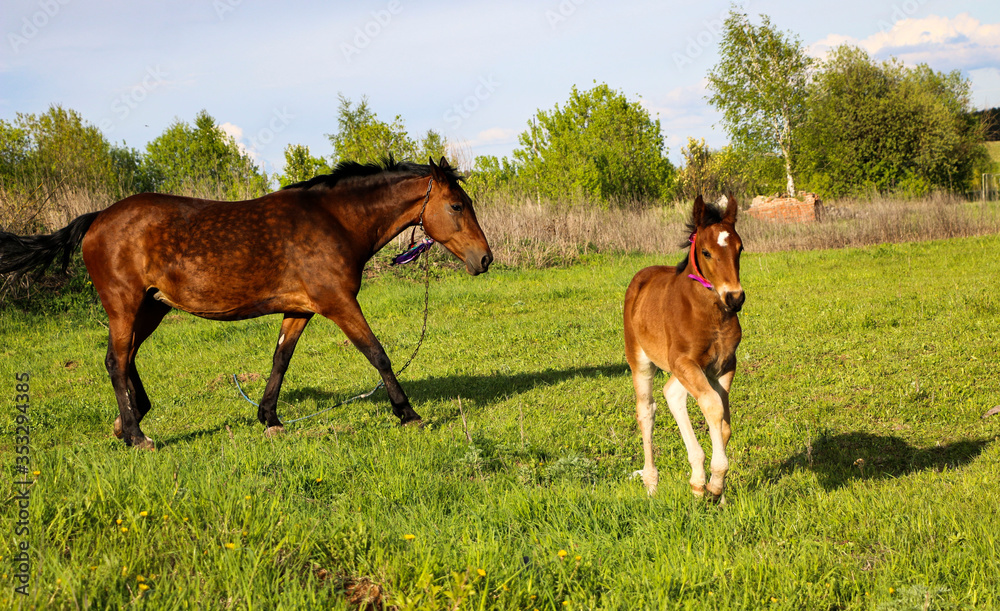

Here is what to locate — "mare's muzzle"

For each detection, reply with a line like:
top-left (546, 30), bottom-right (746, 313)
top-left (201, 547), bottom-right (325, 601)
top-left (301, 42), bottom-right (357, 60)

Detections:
top-left (467, 249), bottom-right (493, 275)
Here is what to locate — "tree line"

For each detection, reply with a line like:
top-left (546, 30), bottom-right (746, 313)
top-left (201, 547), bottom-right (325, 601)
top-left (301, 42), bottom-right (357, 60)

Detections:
top-left (1, 6), bottom-right (995, 233)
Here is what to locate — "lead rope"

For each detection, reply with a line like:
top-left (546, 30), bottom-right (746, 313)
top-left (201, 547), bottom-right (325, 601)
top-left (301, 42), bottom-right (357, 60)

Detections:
top-left (233, 178), bottom-right (435, 425)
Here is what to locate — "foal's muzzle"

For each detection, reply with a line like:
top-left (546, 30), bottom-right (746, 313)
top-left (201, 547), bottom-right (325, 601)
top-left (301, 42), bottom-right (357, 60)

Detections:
top-left (725, 290), bottom-right (746, 313)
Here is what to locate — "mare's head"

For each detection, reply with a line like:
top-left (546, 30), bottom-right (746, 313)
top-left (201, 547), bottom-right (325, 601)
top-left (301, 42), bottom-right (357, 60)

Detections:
top-left (681, 194), bottom-right (745, 312)
top-left (421, 157), bottom-right (493, 275)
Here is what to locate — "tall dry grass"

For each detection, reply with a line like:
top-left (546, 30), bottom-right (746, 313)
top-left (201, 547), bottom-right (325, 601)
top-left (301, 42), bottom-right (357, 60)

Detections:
top-left (473, 192), bottom-right (1000, 267)
top-left (4, 181), bottom-right (1000, 270)
top-left (0, 177), bottom-right (270, 236)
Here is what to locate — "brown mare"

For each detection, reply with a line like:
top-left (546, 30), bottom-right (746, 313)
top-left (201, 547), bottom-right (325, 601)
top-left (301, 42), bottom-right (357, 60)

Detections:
top-left (623, 194), bottom-right (744, 501)
top-left (0, 158), bottom-right (492, 449)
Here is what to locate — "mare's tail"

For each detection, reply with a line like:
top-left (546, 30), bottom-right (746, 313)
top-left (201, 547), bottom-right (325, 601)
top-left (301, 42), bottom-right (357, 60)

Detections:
top-left (0, 211), bottom-right (101, 277)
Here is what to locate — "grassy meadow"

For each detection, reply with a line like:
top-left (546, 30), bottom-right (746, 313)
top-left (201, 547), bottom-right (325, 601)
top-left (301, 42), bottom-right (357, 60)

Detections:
top-left (2, 233), bottom-right (1000, 609)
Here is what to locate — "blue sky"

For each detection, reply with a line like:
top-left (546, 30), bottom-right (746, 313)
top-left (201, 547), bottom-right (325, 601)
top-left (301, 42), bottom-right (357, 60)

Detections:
top-left (2, 0), bottom-right (999, 174)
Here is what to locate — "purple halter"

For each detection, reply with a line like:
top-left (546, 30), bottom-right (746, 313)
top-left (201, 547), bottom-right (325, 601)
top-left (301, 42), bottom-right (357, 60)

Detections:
top-left (687, 233), bottom-right (713, 290)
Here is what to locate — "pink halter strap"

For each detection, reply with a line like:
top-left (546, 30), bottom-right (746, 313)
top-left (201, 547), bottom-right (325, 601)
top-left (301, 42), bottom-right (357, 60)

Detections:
top-left (687, 233), bottom-right (713, 290)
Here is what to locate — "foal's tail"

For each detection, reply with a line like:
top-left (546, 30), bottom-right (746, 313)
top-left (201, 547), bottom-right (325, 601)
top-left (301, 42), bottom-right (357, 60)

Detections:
top-left (0, 211), bottom-right (101, 277)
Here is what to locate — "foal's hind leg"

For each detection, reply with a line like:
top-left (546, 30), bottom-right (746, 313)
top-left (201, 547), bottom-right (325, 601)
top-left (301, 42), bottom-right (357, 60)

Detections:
top-left (257, 314), bottom-right (312, 436)
top-left (629, 352), bottom-right (659, 494)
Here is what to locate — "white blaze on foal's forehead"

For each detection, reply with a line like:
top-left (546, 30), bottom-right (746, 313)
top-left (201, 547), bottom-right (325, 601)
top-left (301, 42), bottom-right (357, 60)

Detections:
top-left (717, 231), bottom-right (730, 248)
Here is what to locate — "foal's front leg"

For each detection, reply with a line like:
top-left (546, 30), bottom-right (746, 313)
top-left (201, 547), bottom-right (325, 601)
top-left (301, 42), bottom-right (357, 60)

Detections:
top-left (663, 375), bottom-right (706, 496)
top-left (671, 361), bottom-right (731, 502)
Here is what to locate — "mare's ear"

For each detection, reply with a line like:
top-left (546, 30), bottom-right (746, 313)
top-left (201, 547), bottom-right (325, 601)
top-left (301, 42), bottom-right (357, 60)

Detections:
top-left (429, 156), bottom-right (448, 183)
top-left (724, 192), bottom-right (739, 223)
top-left (692, 194), bottom-right (706, 227)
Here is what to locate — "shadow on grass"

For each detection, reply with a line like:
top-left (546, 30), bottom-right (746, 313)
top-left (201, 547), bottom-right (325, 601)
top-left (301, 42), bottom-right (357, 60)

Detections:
top-left (152, 364), bottom-right (628, 445)
top-left (281, 363), bottom-right (627, 414)
top-left (769, 431), bottom-right (993, 490)
top-left (157, 416), bottom-right (259, 448)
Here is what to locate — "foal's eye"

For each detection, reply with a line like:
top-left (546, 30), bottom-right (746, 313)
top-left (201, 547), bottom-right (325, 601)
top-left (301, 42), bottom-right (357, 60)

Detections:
top-left (450, 203), bottom-right (463, 212)
top-left (702, 249), bottom-right (711, 259)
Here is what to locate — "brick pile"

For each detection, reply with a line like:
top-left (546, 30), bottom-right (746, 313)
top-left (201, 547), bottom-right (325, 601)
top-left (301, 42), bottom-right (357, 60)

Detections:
top-left (746, 192), bottom-right (822, 224)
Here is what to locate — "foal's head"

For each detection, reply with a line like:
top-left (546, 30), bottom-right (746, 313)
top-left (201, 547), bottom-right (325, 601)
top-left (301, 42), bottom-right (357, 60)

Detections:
top-left (682, 194), bottom-right (745, 312)
top-left (421, 157), bottom-right (493, 276)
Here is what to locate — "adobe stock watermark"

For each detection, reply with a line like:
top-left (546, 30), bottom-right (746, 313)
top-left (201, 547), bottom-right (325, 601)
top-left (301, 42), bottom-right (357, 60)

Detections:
top-left (546, 0), bottom-right (585, 29)
top-left (7, 0), bottom-right (72, 56)
top-left (876, 0), bottom-right (929, 37)
top-left (214, 0), bottom-right (244, 21)
top-left (444, 76), bottom-right (500, 130)
top-left (98, 65), bottom-right (169, 135)
top-left (341, 1), bottom-right (402, 62)
top-left (247, 107), bottom-right (295, 158)
top-left (12, 372), bottom-right (33, 598)
top-left (672, 0), bottom-right (751, 69)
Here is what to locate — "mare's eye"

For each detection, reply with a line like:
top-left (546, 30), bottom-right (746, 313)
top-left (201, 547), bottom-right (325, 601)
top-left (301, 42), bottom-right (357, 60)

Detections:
top-left (702, 249), bottom-right (711, 259)
top-left (450, 203), bottom-right (463, 212)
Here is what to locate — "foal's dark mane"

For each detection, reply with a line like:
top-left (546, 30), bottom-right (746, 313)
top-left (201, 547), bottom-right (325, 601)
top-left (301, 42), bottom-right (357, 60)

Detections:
top-left (282, 157), bottom-right (464, 191)
top-left (675, 198), bottom-right (727, 274)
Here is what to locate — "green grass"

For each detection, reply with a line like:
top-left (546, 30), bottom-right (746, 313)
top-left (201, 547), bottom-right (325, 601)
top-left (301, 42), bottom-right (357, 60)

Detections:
top-left (2, 237), bottom-right (999, 609)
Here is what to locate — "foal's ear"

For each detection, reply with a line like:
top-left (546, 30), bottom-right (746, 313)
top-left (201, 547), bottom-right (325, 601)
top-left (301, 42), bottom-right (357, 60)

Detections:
top-left (692, 194), bottom-right (707, 226)
top-left (724, 192), bottom-right (739, 223)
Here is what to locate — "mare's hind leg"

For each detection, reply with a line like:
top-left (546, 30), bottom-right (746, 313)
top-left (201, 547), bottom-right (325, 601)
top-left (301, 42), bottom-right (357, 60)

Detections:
top-left (663, 376), bottom-right (707, 497)
top-left (112, 298), bottom-right (171, 440)
top-left (628, 350), bottom-right (659, 494)
top-left (105, 310), bottom-right (153, 450)
top-left (257, 314), bottom-right (312, 436)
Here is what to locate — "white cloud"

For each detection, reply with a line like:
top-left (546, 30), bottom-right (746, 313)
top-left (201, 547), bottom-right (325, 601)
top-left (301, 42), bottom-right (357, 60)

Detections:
top-left (461, 127), bottom-right (520, 153)
top-left (969, 67), bottom-right (1000, 109)
top-left (219, 121), bottom-right (262, 166)
top-left (472, 127), bottom-right (518, 145)
top-left (810, 13), bottom-right (1000, 71)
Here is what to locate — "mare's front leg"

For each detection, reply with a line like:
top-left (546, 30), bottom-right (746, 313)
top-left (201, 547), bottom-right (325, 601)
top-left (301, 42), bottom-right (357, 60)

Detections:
top-left (318, 295), bottom-right (421, 425)
top-left (671, 360), bottom-right (731, 502)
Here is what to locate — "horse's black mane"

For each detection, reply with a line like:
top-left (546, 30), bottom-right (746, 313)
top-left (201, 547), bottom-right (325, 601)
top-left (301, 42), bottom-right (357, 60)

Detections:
top-left (676, 197), bottom-right (727, 274)
top-left (282, 156), bottom-right (464, 191)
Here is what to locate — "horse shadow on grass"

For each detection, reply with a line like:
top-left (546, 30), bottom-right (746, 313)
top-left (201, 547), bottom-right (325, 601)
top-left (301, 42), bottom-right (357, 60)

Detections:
top-left (280, 363), bottom-right (627, 421)
top-left (156, 415), bottom-right (259, 448)
top-left (151, 363), bottom-right (627, 447)
top-left (766, 430), bottom-right (993, 491)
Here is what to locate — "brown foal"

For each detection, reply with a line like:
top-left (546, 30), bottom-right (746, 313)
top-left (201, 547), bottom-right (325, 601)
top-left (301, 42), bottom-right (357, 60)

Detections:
top-left (623, 194), bottom-right (745, 501)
